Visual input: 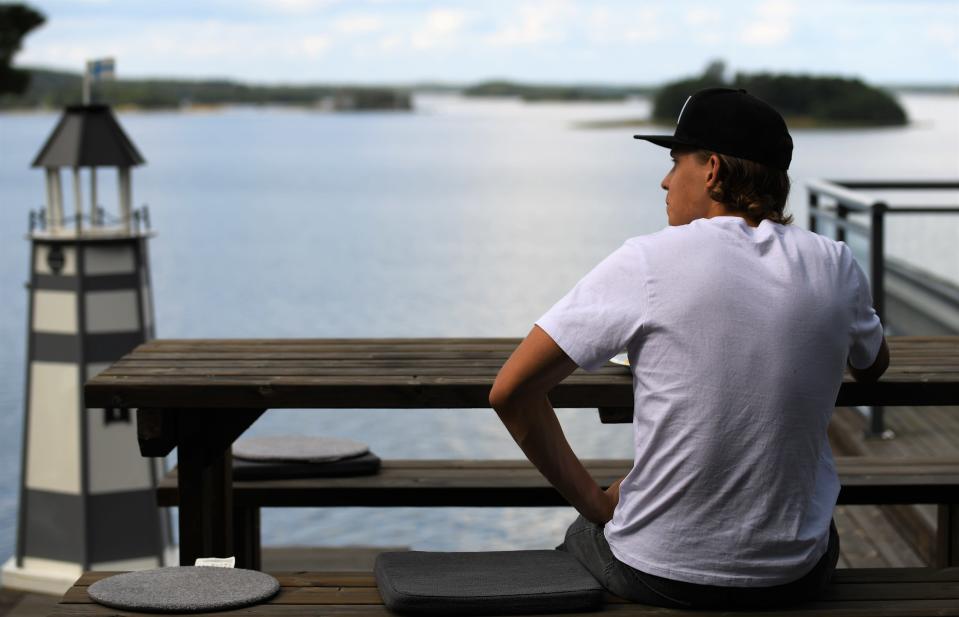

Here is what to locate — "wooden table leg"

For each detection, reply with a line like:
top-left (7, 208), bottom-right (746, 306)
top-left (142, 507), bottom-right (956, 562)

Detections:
top-left (175, 408), bottom-right (264, 567)
top-left (938, 503), bottom-right (958, 567)
top-left (234, 506), bottom-right (261, 571)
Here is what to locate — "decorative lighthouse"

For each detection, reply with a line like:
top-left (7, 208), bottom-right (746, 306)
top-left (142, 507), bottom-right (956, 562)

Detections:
top-left (1, 104), bottom-right (171, 594)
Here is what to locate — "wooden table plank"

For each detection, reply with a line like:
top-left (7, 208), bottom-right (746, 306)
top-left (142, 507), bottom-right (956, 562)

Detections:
top-left (85, 337), bottom-right (959, 410)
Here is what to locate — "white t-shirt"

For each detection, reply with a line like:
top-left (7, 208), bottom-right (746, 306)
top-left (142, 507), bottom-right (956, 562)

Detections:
top-left (536, 216), bottom-right (883, 587)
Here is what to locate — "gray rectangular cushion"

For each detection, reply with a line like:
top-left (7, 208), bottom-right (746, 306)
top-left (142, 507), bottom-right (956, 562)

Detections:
top-left (374, 550), bottom-right (605, 615)
top-left (232, 452), bottom-right (381, 481)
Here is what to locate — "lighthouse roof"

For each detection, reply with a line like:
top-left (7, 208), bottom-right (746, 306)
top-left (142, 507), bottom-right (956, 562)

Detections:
top-left (32, 104), bottom-right (145, 168)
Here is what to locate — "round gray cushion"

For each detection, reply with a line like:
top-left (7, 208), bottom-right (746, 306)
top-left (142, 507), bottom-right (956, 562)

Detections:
top-left (232, 435), bottom-right (369, 463)
top-left (88, 567), bottom-right (279, 613)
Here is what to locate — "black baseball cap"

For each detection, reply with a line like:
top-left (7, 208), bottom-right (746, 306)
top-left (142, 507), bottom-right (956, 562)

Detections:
top-left (634, 87), bottom-right (793, 171)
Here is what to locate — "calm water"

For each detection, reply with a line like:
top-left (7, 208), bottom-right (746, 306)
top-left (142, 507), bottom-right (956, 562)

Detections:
top-left (0, 93), bottom-right (957, 560)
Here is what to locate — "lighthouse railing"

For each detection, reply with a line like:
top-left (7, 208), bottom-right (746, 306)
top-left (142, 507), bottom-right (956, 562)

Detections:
top-left (28, 204), bottom-right (151, 235)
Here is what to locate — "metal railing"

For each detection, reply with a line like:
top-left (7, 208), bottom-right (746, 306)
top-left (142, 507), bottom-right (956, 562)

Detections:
top-left (807, 179), bottom-right (959, 437)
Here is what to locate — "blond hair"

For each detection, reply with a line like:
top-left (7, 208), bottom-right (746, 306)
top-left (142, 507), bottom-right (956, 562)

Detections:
top-left (696, 150), bottom-right (793, 225)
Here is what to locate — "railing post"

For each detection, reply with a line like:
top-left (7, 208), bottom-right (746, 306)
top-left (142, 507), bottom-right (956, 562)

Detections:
top-left (870, 202), bottom-right (886, 323)
top-left (808, 191), bottom-right (818, 234)
top-left (867, 201), bottom-right (888, 438)
top-left (836, 204), bottom-right (847, 243)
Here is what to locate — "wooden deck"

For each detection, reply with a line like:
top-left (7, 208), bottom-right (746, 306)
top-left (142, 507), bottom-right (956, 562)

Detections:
top-left (830, 404), bottom-right (959, 566)
top-left (48, 568), bottom-right (959, 617)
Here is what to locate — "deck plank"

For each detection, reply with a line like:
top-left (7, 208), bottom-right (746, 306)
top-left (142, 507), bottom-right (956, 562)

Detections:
top-left (55, 567), bottom-right (959, 617)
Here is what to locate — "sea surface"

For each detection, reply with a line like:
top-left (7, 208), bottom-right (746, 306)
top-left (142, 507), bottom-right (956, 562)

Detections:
top-left (0, 93), bottom-right (957, 561)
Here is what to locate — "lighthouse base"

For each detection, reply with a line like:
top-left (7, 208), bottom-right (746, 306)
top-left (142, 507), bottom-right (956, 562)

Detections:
top-left (1, 553), bottom-right (166, 595)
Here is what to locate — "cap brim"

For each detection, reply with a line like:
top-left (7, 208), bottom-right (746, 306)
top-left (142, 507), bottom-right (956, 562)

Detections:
top-left (633, 135), bottom-right (702, 150)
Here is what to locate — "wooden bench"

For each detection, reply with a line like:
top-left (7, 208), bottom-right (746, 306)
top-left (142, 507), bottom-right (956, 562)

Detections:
top-left (54, 568), bottom-right (959, 616)
top-left (157, 457), bottom-right (959, 570)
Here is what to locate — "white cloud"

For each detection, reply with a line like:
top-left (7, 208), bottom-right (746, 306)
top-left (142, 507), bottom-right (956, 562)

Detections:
top-left (486, 0), bottom-right (574, 47)
top-left (685, 6), bottom-right (721, 27)
top-left (410, 8), bottom-right (469, 50)
top-left (299, 35), bottom-right (331, 57)
top-left (333, 14), bottom-right (384, 35)
top-left (140, 21), bottom-right (265, 61)
top-left (927, 23), bottom-right (957, 47)
top-left (19, 42), bottom-right (90, 72)
top-left (584, 5), bottom-right (665, 45)
top-left (623, 8), bottom-right (666, 44)
top-left (740, 0), bottom-right (797, 46)
top-left (248, 0), bottom-right (340, 14)
top-left (18, 17), bottom-right (339, 78)
top-left (377, 34), bottom-right (404, 52)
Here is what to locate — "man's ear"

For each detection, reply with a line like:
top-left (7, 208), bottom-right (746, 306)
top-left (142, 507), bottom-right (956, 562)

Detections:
top-left (704, 153), bottom-right (721, 190)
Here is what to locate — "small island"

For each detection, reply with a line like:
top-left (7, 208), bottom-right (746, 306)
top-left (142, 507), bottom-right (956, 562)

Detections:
top-left (580, 61), bottom-right (908, 130)
top-left (0, 68), bottom-right (413, 112)
top-left (462, 80), bottom-right (652, 102)
top-left (658, 61), bottom-right (906, 127)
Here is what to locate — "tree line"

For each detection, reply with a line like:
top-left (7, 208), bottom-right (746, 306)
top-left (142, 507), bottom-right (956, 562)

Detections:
top-left (652, 61), bottom-right (907, 126)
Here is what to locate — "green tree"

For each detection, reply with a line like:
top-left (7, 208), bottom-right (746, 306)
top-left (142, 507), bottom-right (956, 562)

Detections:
top-left (651, 59), bottom-right (726, 122)
top-left (652, 60), bottom-right (907, 127)
top-left (0, 3), bottom-right (45, 95)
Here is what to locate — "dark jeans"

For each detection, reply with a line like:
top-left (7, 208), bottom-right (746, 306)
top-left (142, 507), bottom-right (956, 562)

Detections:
top-left (556, 515), bottom-right (840, 610)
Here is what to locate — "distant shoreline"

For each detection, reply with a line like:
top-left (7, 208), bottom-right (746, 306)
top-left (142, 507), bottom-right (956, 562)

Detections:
top-left (4, 66), bottom-right (956, 113)
top-left (0, 101), bottom-right (417, 114)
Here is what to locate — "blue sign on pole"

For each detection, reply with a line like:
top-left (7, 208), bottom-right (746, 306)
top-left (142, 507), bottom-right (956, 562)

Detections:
top-left (88, 58), bottom-right (115, 81)
top-left (83, 58), bottom-right (115, 104)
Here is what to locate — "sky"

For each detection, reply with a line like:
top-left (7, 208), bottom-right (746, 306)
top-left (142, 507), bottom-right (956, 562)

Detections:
top-left (12, 0), bottom-right (959, 85)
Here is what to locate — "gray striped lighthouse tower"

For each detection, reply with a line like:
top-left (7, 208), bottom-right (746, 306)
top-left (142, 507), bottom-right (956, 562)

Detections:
top-left (1, 105), bottom-right (171, 594)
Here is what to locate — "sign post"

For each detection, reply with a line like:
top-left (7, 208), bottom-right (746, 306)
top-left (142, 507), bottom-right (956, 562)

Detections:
top-left (82, 58), bottom-right (115, 105)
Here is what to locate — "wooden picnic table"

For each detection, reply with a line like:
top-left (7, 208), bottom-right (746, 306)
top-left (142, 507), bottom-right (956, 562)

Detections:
top-left (83, 336), bottom-right (959, 568)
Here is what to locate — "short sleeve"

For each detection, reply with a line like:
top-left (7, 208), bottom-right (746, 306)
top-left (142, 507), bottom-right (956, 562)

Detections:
top-left (847, 257), bottom-right (884, 370)
top-left (535, 241), bottom-right (647, 371)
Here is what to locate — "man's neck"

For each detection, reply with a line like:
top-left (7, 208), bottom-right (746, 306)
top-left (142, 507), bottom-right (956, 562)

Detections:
top-left (705, 202), bottom-right (759, 227)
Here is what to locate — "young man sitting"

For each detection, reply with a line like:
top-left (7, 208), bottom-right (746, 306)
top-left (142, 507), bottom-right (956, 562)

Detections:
top-left (489, 88), bottom-right (888, 609)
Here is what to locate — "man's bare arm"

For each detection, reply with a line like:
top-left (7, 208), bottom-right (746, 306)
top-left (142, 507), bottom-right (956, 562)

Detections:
top-left (489, 325), bottom-right (617, 524)
top-left (848, 337), bottom-right (889, 382)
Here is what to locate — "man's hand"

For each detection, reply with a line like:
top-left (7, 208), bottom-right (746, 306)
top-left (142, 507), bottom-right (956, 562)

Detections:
top-left (490, 326), bottom-right (613, 525)
top-left (598, 477), bottom-right (624, 524)
top-left (606, 477), bottom-right (623, 507)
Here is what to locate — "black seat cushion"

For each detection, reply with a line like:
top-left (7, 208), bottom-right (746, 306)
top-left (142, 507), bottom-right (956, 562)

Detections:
top-left (87, 567), bottom-right (279, 613)
top-left (232, 452), bottom-right (381, 480)
top-left (374, 550), bottom-right (604, 615)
